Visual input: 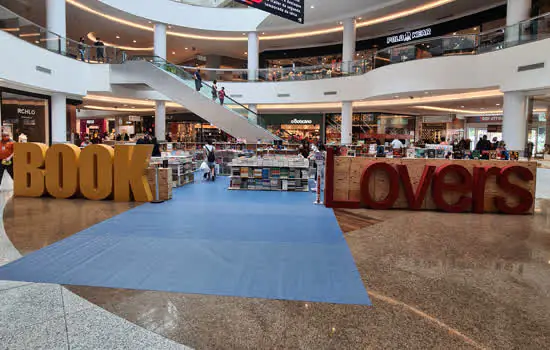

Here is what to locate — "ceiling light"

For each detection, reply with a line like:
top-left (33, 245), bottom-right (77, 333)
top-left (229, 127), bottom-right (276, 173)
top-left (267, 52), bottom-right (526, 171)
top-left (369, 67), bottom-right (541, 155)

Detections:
top-left (172, 51), bottom-right (175, 54)
top-left (116, 35), bottom-right (120, 39)
top-left (358, 17), bottom-right (362, 20)
top-left (67, 0), bottom-right (455, 42)
top-left (460, 105), bottom-right (465, 108)
top-left (261, 32), bottom-right (265, 35)
top-left (148, 21), bottom-right (152, 24)
top-left (87, 32), bottom-right (153, 51)
top-left (338, 21), bottom-right (343, 25)
top-left (496, 103), bottom-right (500, 106)
top-left (185, 47), bottom-right (188, 50)
top-left (310, 5), bottom-right (314, 8)
top-left (133, 40), bottom-right (137, 43)
top-left (245, 52), bottom-right (248, 54)
top-left (424, 91), bottom-right (429, 94)
top-left (34, 40), bottom-right (39, 43)
top-left (168, 26), bottom-right (172, 29)
top-left (394, 95), bottom-right (399, 98)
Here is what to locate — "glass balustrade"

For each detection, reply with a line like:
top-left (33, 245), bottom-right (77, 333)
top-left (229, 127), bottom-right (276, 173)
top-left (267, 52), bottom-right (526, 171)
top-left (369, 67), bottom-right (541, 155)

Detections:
top-left (0, 5), bottom-right (121, 63)
top-left (130, 56), bottom-right (270, 132)
top-left (169, 0), bottom-right (244, 8)
top-left (1, 4), bottom-right (550, 82)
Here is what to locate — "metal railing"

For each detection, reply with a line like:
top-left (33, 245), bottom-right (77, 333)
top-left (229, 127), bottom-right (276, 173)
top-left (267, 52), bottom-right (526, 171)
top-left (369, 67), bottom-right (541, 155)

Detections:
top-left (130, 55), bottom-right (276, 138)
top-left (0, 5), bottom-right (124, 63)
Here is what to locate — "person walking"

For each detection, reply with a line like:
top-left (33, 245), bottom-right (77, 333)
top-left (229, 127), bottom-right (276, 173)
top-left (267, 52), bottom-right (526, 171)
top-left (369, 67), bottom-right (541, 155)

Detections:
top-left (211, 80), bottom-right (218, 101)
top-left (0, 131), bottom-right (14, 188)
top-left (151, 137), bottom-right (162, 157)
top-left (218, 87), bottom-right (226, 105)
top-left (94, 37), bottom-right (105, 63)
top-left (203, 140), bottom-right (216, 181)
top-left (78, 37), bottom-right (86, 62)
top-left (194, 68), bottom-right (202, 92)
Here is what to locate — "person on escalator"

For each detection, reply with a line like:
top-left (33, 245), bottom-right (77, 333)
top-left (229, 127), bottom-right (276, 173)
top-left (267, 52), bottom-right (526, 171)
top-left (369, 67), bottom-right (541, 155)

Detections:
top-left (218, 87), bottom-right (226, 105)
top-left (211, 80), bottom-right (218, 101)
top-left (193, 68), bottom-right (202, 92)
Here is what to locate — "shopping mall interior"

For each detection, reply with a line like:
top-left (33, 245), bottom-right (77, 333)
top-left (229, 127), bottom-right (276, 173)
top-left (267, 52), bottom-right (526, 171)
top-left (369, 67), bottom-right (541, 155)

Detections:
top-left (1, 0), bottom-right (550, 348)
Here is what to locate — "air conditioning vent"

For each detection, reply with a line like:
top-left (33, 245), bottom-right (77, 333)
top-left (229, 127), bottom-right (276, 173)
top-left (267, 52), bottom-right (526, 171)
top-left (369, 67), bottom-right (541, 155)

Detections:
top-left (278, 93), bottom-right (290, 97)
top-left (518, 62), bottom-right (544, 72)
top-left (324, 91), bottom-right (337, 95)
top-left (231, 94), bottom-right (243, 98)
top-left (36, 66), bottom-right (51, 74)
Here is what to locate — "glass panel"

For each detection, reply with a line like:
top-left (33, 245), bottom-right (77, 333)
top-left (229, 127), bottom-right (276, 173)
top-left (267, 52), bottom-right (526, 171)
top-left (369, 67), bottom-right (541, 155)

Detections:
top-left (0, 5), bottom-right (120, 63)
top-left (130, 56), bottom-right (274, 136)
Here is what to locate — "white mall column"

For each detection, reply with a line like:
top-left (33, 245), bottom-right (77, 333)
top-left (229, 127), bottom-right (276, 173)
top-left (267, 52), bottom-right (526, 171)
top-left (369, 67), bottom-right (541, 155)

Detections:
top-left (248, 32), bottom-right (259, 81)
top-left (46, 0), bottom-right (66, 53)
top-left (341, 101), bottom-right (353, 145)
top-left (506, 0), bottom-right (532, 43)
top-left (51, 93), bottom-right (67, 143)
top-left (342, 18), bottom-right (356, 73)
top-left (248, 104), bottom-right (258, 125)
top-left (154, 23), bottom-right (167, 141)
top-left (155, 101), bottom-right (166, 142)
top-left (502, 92), bottom-right (528, 151)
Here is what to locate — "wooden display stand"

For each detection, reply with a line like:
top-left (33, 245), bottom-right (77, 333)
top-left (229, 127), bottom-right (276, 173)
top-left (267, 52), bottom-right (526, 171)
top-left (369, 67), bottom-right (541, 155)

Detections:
top-left (324, 148), bottom-right (537, 214)
top-left (146, 168), bottom-right (173, 201)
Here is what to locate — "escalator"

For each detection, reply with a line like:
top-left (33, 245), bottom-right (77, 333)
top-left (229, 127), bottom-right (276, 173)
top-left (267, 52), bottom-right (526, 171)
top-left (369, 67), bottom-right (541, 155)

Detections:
top-left (111, 56), bottom-right (278, 142)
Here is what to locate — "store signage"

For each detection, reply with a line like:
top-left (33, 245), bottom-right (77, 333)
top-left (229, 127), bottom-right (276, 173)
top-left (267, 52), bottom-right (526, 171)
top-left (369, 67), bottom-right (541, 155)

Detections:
top-left (290, 118), bottom-right (313, 124)
top-left (14, 143), bottom-right (154, 202)
top-left (17, 108), bottom-right (36, 116)
top-left (325, 155), bottom-right (535, 214)
top-left (233, 0), bottom-right (305, 24)
top-left (386, 27), bottom-right (432, 45)
top-left (467, 116), bottom-right (503, 123)
top-left (86, 120), bottom-right (96, 124)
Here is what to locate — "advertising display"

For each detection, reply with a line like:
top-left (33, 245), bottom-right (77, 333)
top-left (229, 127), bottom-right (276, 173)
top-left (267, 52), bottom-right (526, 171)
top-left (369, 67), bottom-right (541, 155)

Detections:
top-left (234, 0), bottom-right (304, 24)
top-left (1, 91), bottom-right (48, 143)
top-left (324, 149), bottom-right (537, 214)
top-left (386, 27), bottom-right (432, 45)
top-left (14, 143), bottom-right (154, 202)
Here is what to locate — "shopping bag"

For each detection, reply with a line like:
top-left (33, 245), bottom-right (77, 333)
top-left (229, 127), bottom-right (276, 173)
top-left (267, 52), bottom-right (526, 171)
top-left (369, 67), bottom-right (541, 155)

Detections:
top-left (200, 161), bottom-right (210, 173)
top-left (0, 171), bottom-right (13, 192)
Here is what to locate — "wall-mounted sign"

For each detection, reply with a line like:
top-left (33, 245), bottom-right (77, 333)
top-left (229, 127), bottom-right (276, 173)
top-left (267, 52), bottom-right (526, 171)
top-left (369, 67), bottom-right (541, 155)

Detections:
top-left (290, 118), bottom-right (313, 124)
top-left (467, 116), bottom-right (503, 123)
top-left (17, 108), bottom-right (36, 116)
top-left (386, 27), bottom-right (432, 45)
top-left (234, 0), bottom-right (304, 24)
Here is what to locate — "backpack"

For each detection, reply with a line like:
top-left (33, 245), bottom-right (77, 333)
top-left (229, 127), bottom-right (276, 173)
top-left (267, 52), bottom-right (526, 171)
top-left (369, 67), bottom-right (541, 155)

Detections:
top-left (206, 146), bottom-right (215, 162)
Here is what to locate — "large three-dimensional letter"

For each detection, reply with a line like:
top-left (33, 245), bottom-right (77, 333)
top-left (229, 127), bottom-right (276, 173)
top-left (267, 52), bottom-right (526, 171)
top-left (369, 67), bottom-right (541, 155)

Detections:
top-left (397, 164), bottom-right (436, 210)
top-left (114, 145), bottom-right (153, 202)
top-left (80, 145), bottom-right (114, 200)
top-left (496, 166), bottom-right (534, 214)
top-left (432, 164), bottom-right (472, 213)
top-left (360, 162), bottom-right (400, 209)
top-left (472, 166), bottom-right (501, 213)
top-left (14, 143), bottom-right (48, 197)
top-left (45, 144), bottom-right (80, 198)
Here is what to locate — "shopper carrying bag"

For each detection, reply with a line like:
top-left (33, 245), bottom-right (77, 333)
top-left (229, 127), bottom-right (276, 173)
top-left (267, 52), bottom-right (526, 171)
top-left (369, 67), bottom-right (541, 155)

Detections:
top-left (203, 140), bottom-right (216, 181)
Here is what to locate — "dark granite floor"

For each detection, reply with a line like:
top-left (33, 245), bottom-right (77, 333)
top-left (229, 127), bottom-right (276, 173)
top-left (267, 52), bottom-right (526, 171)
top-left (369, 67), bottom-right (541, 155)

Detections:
top-left (4, 195), bottom-right (550, 349)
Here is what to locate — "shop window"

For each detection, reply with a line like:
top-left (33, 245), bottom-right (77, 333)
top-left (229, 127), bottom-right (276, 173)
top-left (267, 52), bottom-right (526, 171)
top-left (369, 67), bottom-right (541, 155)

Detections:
top-left (1, 91), bottom-right (49, 143)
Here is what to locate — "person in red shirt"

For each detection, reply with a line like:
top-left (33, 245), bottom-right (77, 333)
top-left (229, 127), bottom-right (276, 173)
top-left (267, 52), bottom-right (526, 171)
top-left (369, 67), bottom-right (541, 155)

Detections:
top-left (0, 131), bottom-right (14, 186)
top-left (218, 87), bottom-right (226, 105)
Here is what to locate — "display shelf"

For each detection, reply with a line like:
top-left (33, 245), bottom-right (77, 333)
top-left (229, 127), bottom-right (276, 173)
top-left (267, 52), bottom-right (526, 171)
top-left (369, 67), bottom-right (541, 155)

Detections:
top-left (228, 187), bottom-right (309, 192)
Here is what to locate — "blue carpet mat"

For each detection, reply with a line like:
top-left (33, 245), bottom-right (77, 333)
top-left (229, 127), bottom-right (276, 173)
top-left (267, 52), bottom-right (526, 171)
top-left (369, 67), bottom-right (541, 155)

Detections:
top-left (0, 178), bottom-right (370, 305)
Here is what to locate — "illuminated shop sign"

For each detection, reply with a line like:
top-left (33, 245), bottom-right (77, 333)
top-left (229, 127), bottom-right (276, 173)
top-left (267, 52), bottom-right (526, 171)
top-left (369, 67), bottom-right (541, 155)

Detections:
top-left (386, 27), bottom-right (432, 45)
top-left (234, 0), bottom-right (304, 24)
top-left (290, 118), bottom-right (313, 124)
top-left (17, 108), bottom-right (36, 116)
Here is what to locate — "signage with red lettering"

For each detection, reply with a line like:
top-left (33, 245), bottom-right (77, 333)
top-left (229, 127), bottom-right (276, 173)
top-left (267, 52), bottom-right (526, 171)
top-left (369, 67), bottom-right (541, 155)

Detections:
top-left (324, 148), bottom-right (535, 214)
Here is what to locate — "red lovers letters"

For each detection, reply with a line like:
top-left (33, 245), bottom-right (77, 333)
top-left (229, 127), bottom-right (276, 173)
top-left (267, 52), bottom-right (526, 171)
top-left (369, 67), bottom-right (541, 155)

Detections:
top-left (355, 163), bottom-right (534, 214)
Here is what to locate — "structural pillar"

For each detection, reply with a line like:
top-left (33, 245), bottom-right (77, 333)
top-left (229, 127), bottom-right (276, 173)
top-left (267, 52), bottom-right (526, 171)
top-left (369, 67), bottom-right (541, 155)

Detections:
top-left (248, 104), bottom-right (258, 125)
top-left (46, 0), bottom-right (66, 53)
top-left (506, 0), bottom-right (532, 43)
top-left (247, 32), bottom-right (259, 82)
top-left (51, 93), bottom-right (67, 143)
top-left (502, 91), bottom-right (528, 152)
top-left (154, 23), bottom-right (167, 141)
top-left (342, 18), bottom-right (356, 73)
top-left (341, 101), bottom-right (353, 145)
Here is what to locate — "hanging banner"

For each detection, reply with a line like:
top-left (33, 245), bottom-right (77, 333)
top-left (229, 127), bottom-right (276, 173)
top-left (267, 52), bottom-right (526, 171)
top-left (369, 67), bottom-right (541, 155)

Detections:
top-left (234, 0), bottom-right (305, 24)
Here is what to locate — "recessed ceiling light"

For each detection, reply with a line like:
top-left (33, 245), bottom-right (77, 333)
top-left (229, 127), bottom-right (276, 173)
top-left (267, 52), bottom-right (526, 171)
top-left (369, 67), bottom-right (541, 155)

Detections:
top-left (480, 107), bottom-right (485, 110)
top-left (358, 17), bottom-right (362, 20)
top-left (242, 33), bottom-right (246, 35)
top-left (394, 95), bottom-right (399, 98)
top-left (424, 91), bottom-right (429, 94)
top-left (185, 47), bottom-right (188, 50)
top-left (133, 40), bottom-right (136, 43)
top-left (172, 51), bottom-right (175, 54)
top-left (460, 105), bottom-right (465, 108)
top-left (310, 5), bottom-right (314, 8)
top-left (116, 35), bottom-right (120, 39)
top-left (496, 103), bottom-right (500, 106)
top-left (338, 21), bottom-right (343, 25)
top-left (244, 51), bottom-right (248, 54)
top-left (34, 40), bottom-right (39, 43)
top-left (148, 21), bottom-right (152, 24)
top-left (261, 32), bottom-right (265, 35)
top-left (123, 104), bottom-right (128, 106)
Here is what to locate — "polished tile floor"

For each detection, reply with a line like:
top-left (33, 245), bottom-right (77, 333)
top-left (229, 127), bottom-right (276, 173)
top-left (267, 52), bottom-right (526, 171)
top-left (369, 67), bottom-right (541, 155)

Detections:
top-left (1, 169), bottom-right (550, 349)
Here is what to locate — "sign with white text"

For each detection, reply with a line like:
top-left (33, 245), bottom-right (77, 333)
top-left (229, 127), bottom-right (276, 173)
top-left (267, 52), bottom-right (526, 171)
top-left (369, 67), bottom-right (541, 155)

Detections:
top-left (386, 27), bottom-right (432, 45)
top-left (234, 0), bottom-right (304, 24)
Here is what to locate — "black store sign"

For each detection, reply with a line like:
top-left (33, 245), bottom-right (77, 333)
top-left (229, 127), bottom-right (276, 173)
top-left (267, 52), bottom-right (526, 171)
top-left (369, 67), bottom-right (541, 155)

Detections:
top-left (234, 0), bottom-right (304, 24)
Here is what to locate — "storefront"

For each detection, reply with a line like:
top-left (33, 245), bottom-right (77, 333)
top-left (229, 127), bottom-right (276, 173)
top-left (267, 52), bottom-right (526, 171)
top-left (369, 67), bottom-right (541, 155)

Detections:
top-left (465, 115), bottom-right (503, 150)
top-left (260, 114), bottom-right (323, 143)
top-left (167, 113), bottom-right (233, 143)
top-left (80, 118), bottom-right (107, 138)
top-left (417, 115), bottom-right (465, 145)
top-left (325, 113), bottom-right (416, 144)
top-left (0, 88), bottom-right (50, 143)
